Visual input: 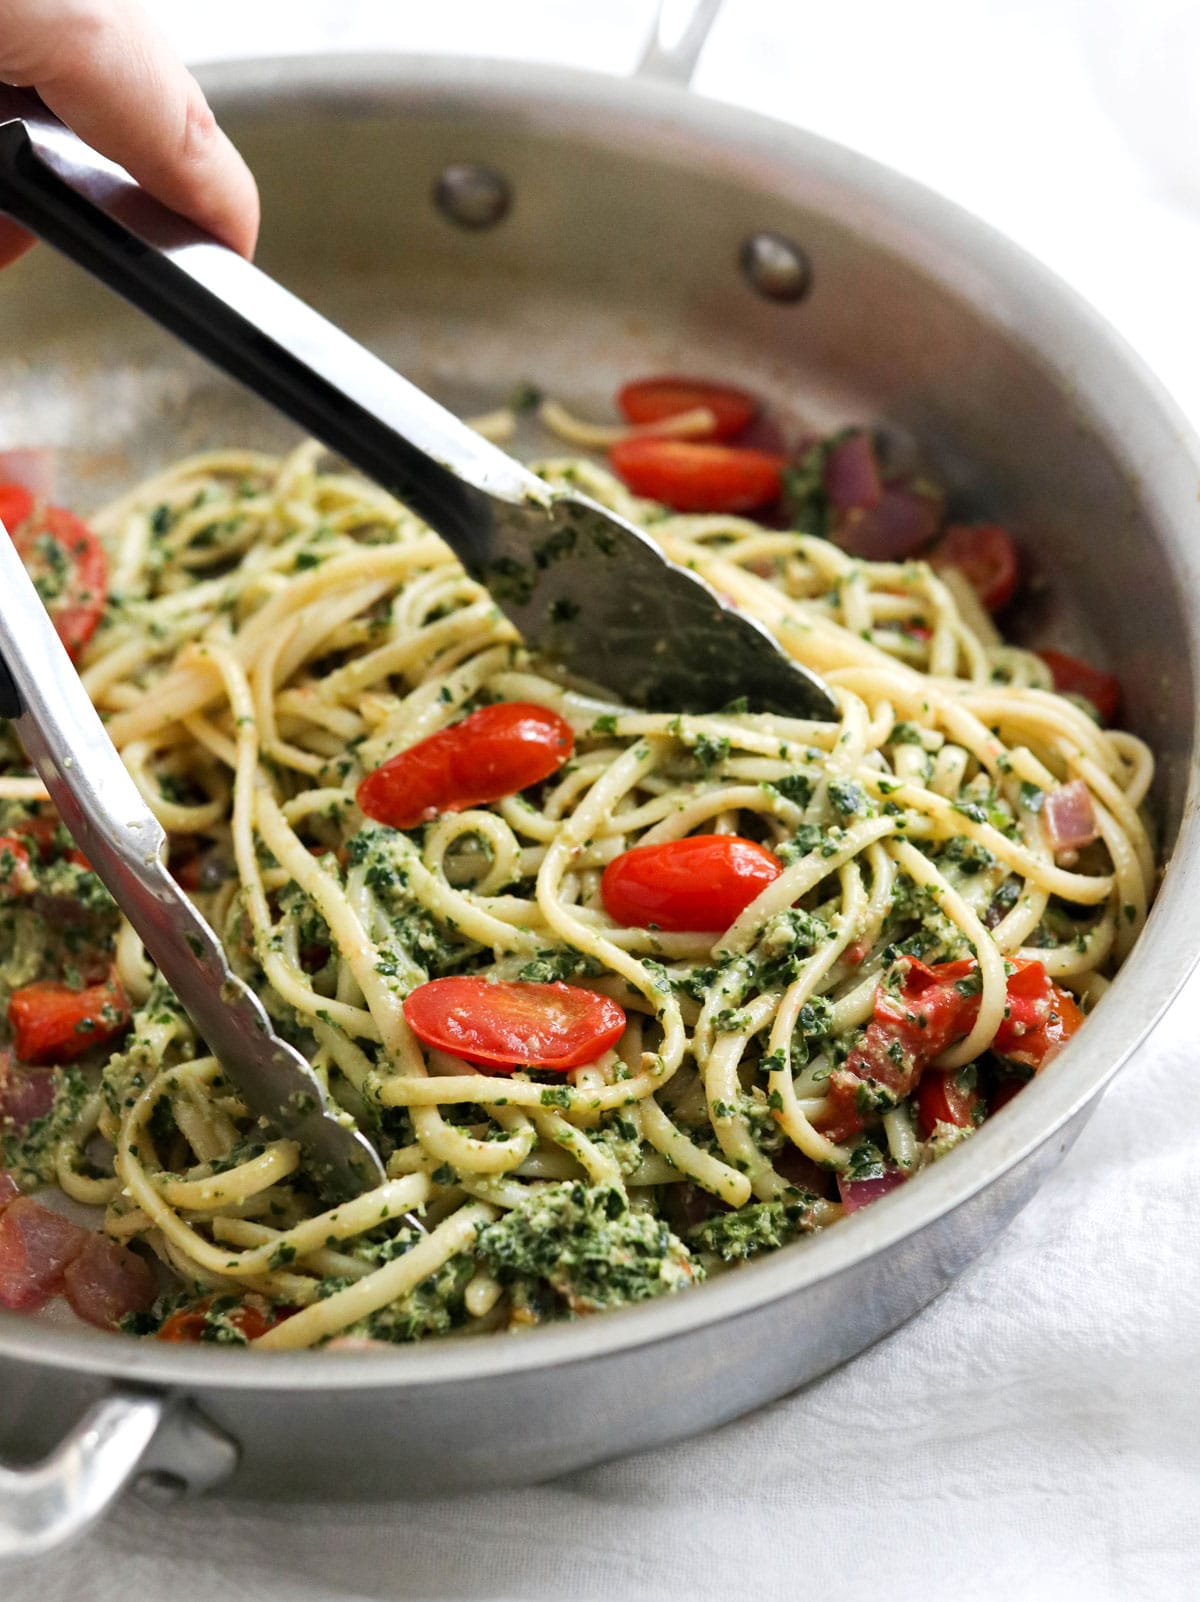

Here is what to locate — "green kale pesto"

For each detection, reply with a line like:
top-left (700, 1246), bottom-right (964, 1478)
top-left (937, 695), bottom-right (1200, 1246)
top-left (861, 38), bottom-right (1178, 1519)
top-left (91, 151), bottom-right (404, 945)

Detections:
top-left (688, 1196), bottom-right (822, 1262)
top-left (476, 1181), bottom-right (700, 1315)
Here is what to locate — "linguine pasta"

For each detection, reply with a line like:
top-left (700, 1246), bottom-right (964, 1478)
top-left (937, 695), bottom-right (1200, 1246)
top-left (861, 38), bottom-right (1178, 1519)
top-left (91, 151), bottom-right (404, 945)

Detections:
top-left (0, 432), bottom-right (1154, 1347)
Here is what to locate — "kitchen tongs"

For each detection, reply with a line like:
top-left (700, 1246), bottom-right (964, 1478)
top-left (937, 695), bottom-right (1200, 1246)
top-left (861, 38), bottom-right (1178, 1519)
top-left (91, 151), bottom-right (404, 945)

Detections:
top-left (0, 88), bottom-right (836, 1195)
top-left (0, 524), bottom-right (386, 1195)
top-left (0, 86), bottom-right (834, 722)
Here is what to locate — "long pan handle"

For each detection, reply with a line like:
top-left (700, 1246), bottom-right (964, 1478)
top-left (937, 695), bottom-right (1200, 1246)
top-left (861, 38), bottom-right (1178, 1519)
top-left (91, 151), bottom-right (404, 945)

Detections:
top-left (0, 87), bottom-right (544, 569)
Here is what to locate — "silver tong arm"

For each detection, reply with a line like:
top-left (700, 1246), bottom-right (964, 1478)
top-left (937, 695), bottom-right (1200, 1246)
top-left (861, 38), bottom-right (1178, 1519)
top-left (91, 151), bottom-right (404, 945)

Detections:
top-left (0, 524), bottom-right (385, 1195)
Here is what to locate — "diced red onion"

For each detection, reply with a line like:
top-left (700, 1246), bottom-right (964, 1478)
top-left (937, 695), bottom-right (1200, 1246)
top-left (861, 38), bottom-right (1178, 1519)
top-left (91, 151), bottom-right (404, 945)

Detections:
top-left (1042, 779), bottom-right (1099, 852)
top-left (0, 1060), bottom-right (57, 1129)
top-left (823, 431), bottom-right (882, 512)
top-left (837, 1168), bottom-right (907, 1214)
top-left (837, 482), bottom-right (943, 561)
top-left (0, 1197), bottom-right (89, 1310)
top-left (63, 1234), bottom-right (157, 1328)
top-left (0, 447), bottom-right (57, 499)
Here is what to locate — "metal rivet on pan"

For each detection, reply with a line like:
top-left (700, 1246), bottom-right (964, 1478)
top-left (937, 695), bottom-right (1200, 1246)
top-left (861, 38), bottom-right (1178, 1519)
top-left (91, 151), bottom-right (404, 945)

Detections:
top-left (738, 232), bottom-right (813, 302)
top-left (433, 163), bottom-right (512, 230)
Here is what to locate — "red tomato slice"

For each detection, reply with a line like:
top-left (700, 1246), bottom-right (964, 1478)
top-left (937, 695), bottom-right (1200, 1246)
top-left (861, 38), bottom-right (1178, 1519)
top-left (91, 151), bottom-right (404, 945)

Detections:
top-left (158, 1294), bottom-right (289, 1343)
top-left (992, 960), bottom-right (1084, 1070)
top-left (872, 957), bottom-right (978, 1062)
top-left (608, 438), bottom-right (786, 513)
top-left (915, 1068), bottom-right (981, 1137)
top-left (0, 482), bottom-right (34, 531)
top-left (10, 504), bottom-right (108, 659)
top-left (819, 956), bottom-right (1081, 1144)
top-left (601, 835), bottom-right (783, 932)
top-left (1039, 649), bottom-right (1121, 723)
top-left (930, 522), bottom-right (1020, 612)
top-left (8, 975), bottom-right (130, 1065)
top-left (357, 702), bottom-right (574, 831)
top-left (403, 977), bottom-right (626, 1073)
top-left (616, 376), bottom-right (759, 441)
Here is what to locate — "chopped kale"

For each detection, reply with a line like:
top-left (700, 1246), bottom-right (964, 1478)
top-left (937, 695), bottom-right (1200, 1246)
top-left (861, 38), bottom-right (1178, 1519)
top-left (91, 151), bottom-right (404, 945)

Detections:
top-left (518, 948), bottom-right (604, 985)
top-left (508, 380), bottom-right (543, 413)
top-left (844, 1139), bottom-right (888, 1181)
top-left (688, 1196), bottom-right (820, 1262)
top-left (828, 779), bottom-right (871, 818)
top-left (692, 733), bottom-right (731, 774)
top-left (476, 1181), bottom-right (698, 1314)
top-left (773, 772), bottom-right (814, 808)
top-left (338, 1253), bottom-right (473, 1344)
top-left (779, 437), bottom-right (834, 536)
top-left (939, 835), bottom-right (997, 874)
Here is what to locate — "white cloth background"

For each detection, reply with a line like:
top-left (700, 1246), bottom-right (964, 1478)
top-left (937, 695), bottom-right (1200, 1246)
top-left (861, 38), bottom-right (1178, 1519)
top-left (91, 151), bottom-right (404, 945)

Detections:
top-left (10, 2), bottom-right (1200, 1597)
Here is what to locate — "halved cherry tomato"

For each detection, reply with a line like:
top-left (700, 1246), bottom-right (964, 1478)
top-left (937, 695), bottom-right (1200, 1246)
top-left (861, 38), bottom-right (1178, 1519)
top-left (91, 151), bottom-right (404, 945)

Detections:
top-left (916, 1068), bottom-right (981, 1136)
top-left (10, 504), bottom-right (108, 659)
top-left (1039, 649), bottom-right (1121, 723)
top-left (616, 376), bottom-right (759, 441)
top-left (601, 835), bottom-right (783, 932)
top-left (0, 482), bottom-right (34, 531)
top-left (357, 702), bottom-right (573, 831)
top-left (8, 975), bottom-right (130, 1065)
top-left (930, 522), bottom-right (1020, 612)
top-left (403, 977), bottom-right (626, 1073)
top-left (609, 438), bottom-right (786, 513)
top-left (158, 1294), bottom-right (290, 1343)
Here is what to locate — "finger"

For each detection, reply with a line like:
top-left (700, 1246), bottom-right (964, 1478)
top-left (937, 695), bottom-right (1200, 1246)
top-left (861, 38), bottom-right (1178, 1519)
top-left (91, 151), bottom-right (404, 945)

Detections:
top-left (0, 0), bottom-right (259, 257)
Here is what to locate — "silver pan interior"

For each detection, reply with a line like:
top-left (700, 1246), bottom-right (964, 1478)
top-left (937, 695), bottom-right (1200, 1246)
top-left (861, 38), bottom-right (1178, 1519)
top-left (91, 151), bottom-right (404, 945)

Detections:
top-left (1, 56), bottom-right (1198, 1495)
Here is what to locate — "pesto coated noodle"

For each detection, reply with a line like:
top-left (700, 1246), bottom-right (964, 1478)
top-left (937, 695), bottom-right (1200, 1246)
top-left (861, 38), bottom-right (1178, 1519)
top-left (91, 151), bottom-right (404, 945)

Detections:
top-left (0, 425), bottom-right (1154, 1348)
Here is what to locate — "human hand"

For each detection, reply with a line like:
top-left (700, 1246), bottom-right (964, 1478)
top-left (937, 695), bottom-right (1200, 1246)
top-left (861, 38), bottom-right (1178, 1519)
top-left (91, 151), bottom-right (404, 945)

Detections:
top-left (0, 0), bottom-right (258, 267)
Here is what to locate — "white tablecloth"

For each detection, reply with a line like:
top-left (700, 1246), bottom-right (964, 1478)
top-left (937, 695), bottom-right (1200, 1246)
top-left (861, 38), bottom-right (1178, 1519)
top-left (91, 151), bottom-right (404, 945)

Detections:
top-left (11, 3), bottom-right (1200, 1597)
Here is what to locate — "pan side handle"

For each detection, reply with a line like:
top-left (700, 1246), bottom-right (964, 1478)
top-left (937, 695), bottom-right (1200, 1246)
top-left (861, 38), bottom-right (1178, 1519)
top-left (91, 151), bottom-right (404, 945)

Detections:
top-left (635, 0), bottom-right (726, 87)
top-left (0, 1390), bottom-right (237, 1564)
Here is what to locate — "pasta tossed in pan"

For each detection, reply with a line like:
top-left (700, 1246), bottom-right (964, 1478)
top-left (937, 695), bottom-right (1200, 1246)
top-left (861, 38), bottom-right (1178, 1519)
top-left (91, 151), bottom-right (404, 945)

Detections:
top-left (0, 384), bottom-right (1152, 1346)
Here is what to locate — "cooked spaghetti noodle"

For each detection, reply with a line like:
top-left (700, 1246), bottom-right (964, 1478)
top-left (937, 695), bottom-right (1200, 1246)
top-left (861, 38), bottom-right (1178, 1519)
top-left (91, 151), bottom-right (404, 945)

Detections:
top-left (0, 430), bottom-right (1154, 1347)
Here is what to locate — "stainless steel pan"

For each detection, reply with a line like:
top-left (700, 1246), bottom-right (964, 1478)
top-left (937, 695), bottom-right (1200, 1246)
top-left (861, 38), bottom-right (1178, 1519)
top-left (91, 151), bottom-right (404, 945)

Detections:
top-left (2, 13), bottom-right (1199, 1558)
